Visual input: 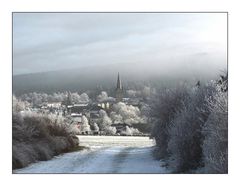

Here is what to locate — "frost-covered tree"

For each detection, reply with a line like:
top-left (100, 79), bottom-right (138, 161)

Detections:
top-left (104, 126), bottom-right (117, 135)
top-left (151, 75), bottom-right (228, 173)
top-left (120, 126), bottom-right (140, 136)
top-left (18, 92), bottom-right (90, 106)
top-left (110, 112), bottom-right (123, 124)
top-left (79, 93), bottom-right (89, 102)
top-left (97, 91), bottom-right (115, 102)
top-left (112, 102), bottom-right (143, 124)
top-left (97, 91), bottom-right (108, 102)
top-left (13, 95), bottom-right (30, 112)
top-left (98, 110), bottom-right (116, 135)
top-left (81, 115), bottom-right (91, 132)
top-left (20, 92), bottom-right (66, 105)
top-left (31, 92), bottom-right (43, 106)
top-left (151, 85), bottom-right (190, 159)
top-left (92, 123), bottom-right (99, 132)
top-left (71, 92), bottom-right (81, 103)
top-left (202, 85), bottom-right (228, 173)
top-left (167, 85), bottom-right (214, 172)
top-left (69, 92), bottom-right (90, 104)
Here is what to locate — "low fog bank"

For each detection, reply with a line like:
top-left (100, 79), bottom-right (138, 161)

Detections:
top-left (13, 59), bottom-right (226, 96)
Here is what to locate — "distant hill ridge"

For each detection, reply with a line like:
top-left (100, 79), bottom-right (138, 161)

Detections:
top-left (13, 61), bottom-right (220, 95)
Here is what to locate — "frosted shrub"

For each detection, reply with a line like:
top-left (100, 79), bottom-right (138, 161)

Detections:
top-left (167, 85), bottom-right (214, 172)
top-left (202, 86), bottom-right (228, 173)
top-left (13, 142), bottom-right (38, 169)
top-left (151, 85), bottom-right (190, 159)
top-left (12, 109), bottom-right (79, 169)
top-left (151, 75), bottom-right (227, 173)
top-left (33, 141), bottom-right (53, 161)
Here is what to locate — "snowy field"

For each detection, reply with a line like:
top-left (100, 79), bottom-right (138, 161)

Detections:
top-left (77, 135), bottom-right (155, 148)
top-left (14, 136), bottom-right (169, 174)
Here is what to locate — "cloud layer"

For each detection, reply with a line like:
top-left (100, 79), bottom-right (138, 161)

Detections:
top-left (13, 13), bottom-right (227, 75)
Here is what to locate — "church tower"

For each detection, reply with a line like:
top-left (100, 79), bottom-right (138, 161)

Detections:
top-left (116, 73), bottom-right (123, 102)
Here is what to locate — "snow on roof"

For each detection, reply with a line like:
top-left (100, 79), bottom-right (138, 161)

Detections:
top-left (71, 113), bottom-right (82, 117)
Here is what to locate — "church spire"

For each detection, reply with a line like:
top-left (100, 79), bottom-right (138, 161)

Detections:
top-left (116, 72), bottom-right (123, 102)
top-left (116, 72), bottom-right (122, 90)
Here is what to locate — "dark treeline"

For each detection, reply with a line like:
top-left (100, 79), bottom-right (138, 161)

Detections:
top-left (150, 74), bottom-right (228, 173)
top-left (13, 61), bottom-right (218, 96)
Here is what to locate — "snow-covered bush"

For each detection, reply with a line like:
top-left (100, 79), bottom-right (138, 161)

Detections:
top-left (167, 85), bottom-right (214, 172)
top-left (12, 110), bottom-right (79, 169)
top-left (13, 142), bottom-right (39, 169)
top-left (151, 74), bottom-right (228, 173)
top-left (151, 85), bottom-right (190, 159)
top-left (202, 85), bottom-right (228, 173)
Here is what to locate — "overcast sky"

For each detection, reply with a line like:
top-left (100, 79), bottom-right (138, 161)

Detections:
top-left (13, 13), bottom-right (227, 75)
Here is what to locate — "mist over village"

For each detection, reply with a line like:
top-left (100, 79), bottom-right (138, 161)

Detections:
top-left (12, 13), bottom-right (227, 174)
top-left (14, 73), bottom-right (153, 136)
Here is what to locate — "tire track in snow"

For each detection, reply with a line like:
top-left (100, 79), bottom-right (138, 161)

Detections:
top-left (117, 146), bottom-right (169, 173)
top-left (111, 147), bottom-right (134, 173)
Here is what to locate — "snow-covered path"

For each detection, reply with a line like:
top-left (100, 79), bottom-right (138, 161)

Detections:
top-left (14, 136), bottom-right (169, 173)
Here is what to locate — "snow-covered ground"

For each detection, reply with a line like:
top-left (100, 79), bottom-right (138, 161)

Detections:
top-left (14, 136), bottom-right (169, 173)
